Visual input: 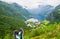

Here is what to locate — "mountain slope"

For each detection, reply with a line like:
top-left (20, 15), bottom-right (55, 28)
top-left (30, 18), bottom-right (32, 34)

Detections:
top-left (27, 5), bottom-right (54, 21)
top-left (47, 5), bottom-right (60, 23)
top-left (0, 1), bottom-right (30, 39)
top-left (0, 1), bottom-right (31, 21)
top-left (0, 15), bottom-right (28, 39)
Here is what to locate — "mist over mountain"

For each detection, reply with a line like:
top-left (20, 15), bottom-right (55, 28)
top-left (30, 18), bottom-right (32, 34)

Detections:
top-left (0, 0), bottom-right (55, 21)
top-left (27, 5), bottom-right (53, 14)
top-left (27, 5), bottom-right (54, 21)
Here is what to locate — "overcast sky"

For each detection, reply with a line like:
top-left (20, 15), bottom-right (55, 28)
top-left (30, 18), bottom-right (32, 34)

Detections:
top-left (2, 0), bottom-right (60, 8)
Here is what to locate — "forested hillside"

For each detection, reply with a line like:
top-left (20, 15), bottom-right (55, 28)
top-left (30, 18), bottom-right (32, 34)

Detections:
top-left (47, 5), bottom-right (60, 23)
top-left (0, 15), bottom-right (27, 39)
top-left (0, 1), bottom-right (31, 21)
top-left (0, 1), bottom-right (30, 39)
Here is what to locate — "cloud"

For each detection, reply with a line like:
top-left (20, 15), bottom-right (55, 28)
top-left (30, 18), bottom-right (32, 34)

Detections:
top-left (2, 0), bottom-right (60, 8)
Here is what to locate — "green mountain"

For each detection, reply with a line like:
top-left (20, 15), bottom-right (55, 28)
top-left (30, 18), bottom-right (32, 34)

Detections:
top-left (0, 1), bottom-right (30, 39)
top-left (47, 5), bottom-right (60, 23)
top-left (0, 1), bottom-right (31, 21)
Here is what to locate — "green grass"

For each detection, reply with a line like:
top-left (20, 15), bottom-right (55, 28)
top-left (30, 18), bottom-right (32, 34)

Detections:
top-left (24, 23), bottom-right (60, 39)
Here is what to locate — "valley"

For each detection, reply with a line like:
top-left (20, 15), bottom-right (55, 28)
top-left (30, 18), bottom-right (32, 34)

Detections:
top-left (0, 1), bottom-right (60, 39)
